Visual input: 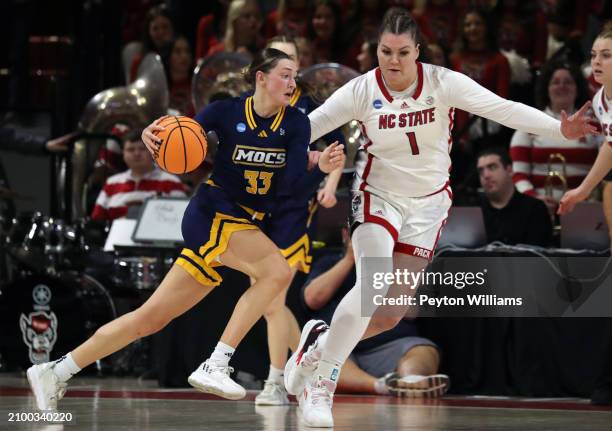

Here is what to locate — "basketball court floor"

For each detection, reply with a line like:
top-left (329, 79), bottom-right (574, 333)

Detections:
top-left (1, 374), bottom-right (611, 430)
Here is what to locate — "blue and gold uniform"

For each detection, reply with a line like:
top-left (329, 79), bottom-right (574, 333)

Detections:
top-left (263, 86), bottom-right (345, 273)
top-left (175, 95), bottom-right (312, 286)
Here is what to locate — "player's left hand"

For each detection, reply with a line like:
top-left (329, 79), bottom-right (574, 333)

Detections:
top-left (318, 142), bottom-right (345, 174)
top-left (560, 102), bottom-right (600, 139)
top-left (317, 188), bottom-right (337, 208)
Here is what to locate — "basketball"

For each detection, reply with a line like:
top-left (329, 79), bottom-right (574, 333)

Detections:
top-left (153, 116), bottom-right (207, 174)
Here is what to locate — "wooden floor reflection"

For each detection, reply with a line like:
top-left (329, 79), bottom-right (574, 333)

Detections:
top-left (1, 374), bottom-right (611, 430)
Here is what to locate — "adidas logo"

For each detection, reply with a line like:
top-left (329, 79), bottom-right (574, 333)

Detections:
top-left (258, 130), bottom-right (268, 138)
top-left (400, 101), bottom-right (409, 109)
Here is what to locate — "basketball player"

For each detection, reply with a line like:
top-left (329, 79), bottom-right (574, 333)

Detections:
top-left (285, 10), bottom-right (598, 427)
top-left (254, 36), bottom-right (345, 406)
top-left (26, 48), bottom-right (345, 411)
top-left (558, 30), bottom-right (612, 215)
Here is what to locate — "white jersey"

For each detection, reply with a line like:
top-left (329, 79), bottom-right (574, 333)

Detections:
top-left (309, 63), bottom-right (566, 197)
top-left (591, 86), bottom-right (612, 148)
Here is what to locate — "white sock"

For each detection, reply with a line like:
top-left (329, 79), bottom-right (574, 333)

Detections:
top-left (267, 366), bottom-right (284, 384)
top-left (208, 342), bottom-right (235, 367)
top-left (374, 377), bottom-right (390, 395)
top-left (52, 353), bottom-right (81, 382)
top-left (320, 223), bottom-right (395, 366)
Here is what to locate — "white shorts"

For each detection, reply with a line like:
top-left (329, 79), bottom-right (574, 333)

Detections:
top-left (349, 185), bottom-right (452, 260)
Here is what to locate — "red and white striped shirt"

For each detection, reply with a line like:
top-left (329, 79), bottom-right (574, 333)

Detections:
top-left (91, 168), bottom-right (186, 220)
top-left (510, 107), bottom-right (600, 201)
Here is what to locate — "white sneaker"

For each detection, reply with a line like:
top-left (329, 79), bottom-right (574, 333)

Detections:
top-left (255, 380), bottom-right (289, 405)
top-left (386, 373), bottom-right (450, 398)
top-left (300, 376), bottom-right (335, 428)
top-left (27, 363), bottom-right (67, 411)
top-left (285, 319), bottom-right (328, 395)
top-left (188, 360), bottom-right (246, 400)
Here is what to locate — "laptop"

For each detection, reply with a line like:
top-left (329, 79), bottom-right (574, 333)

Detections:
top-left (561, 202), bottom-right (609, 251)
top-left (437, 206), bottom-right (487, 249)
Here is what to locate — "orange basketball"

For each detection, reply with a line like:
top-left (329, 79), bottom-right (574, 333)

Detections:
top-left (153, 116), bottom-right (207, 174)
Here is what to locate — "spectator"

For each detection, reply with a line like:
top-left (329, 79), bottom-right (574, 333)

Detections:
top-left (307, 0), bottom-right (345, 64)
top-left (194, 3), bottom-right (229, 61)
top-left (477, 146), bottom-right (553, 246)
top-left (91, 130), bottom-right (186, 221)
top-left (426, 42), bottom-right (450, 68)
top-left (162, 35), bottom-right (196, 117)
top-left (413, 0), bottom-right (459, 50)
top-left (301, 227), bottom-right (450, 397)
top-left (207, 0), bottom-right (264, 57)
top-left (0, 128), bottom-right (73, 154)
top-left (356, 38), bottom-right (378, 73)
top-left (263, 0), bottom-right (309, 39)
top-left (510, 61), bottom-right (598, 211)
top-left (451, 8), bottom-right (511, 143)
top-left (295, 37), bottom-right (315, 69)
top-left (128, 4), bottom-right (175, 82)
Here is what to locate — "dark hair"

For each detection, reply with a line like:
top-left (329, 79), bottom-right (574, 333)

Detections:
top-left (141, 4), bottom-right (175, 54)
top-left (123, 129), bottom-right (144, 145)
top-left (244, 48), bottom-right (293, 87)
top-left (456, 7), bottom-right (499, 53)
top-left (365, 38), bottom-right (379, 68)
top-left (535, 61), bottom-right (588, 110)
top-left (476, 146), bottom-right (512, 168)
top-left (378, 7), bottom-right (421, 45)
top-left (307, 0), bottom-right (343, 58)
top-left (161, 35), bottom-right (193, 84)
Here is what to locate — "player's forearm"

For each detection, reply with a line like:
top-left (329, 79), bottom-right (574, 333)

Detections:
top-left (304, 258), bottom-right (354, 310)
top-left (578, 144), bottom-right (612, 195)
top-left (323, 165), bottom-right (343, 193)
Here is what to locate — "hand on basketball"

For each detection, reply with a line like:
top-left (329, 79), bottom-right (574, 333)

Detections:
top-left (317, 187), bottom-right (337, 208)
top-left (560, 102), bottom-right (599, 139)
top-left (318, 142), bottom-right (345, 174)
top-left (557, 186), bottom-right (589, 215)
top-left (141, 116), bottom-right (169, 157)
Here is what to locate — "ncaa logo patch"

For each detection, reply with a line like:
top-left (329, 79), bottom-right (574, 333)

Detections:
top-left (373, 99), bottom-right (383, 109)
top-left (236, 122), bottom-right (247, 133)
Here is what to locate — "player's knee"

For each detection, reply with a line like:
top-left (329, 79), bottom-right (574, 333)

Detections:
top-left (131, 310), bottom-right (171, 338)
top-left (267, 260), bottom-right (292, 289)
top-left (370, 315), bottom-right (402, 333)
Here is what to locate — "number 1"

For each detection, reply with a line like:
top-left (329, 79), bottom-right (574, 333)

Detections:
top-left (406, 132), bottom-right (419, 155)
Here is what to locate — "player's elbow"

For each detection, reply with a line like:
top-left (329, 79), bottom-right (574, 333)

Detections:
top-left (304, 285), bottom-right (329, 310)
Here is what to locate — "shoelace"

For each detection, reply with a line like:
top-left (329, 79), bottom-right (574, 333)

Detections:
top-left (203, 362), bottom-right (234, 376)
top-left (310, 386), bottom-right (332, 407)
top-left (301, 342), bottom-right (322, 369)
top-left (261, 380), bottom-right (281, 394)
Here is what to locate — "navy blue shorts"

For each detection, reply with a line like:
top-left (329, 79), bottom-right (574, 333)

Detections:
top-left (176, 183), bottom-right (264, 286)
top-left (264, 197), bottom-right (318, 273)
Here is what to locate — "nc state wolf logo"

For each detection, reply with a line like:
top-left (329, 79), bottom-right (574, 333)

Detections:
top-left (19, 311), bottom-right (58, 364)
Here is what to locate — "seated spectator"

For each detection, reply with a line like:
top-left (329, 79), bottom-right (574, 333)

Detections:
top-left (510, 62), bottom-right (598, 212)
top-left (301, 227), bottom-right (449, 397)
top-left (162, 35), bottom-right (195, 117)
top-left (91, 130), bottom-right (186, 221)
top-left (451, 7), bottom-right (510, 142)
top-left (477, 147), bottom-right (552, 246)
top-left (206, 0), bottom-right (265, 57)
top-left (426, 42), bottom-right (450, 68)
top-left (413, 0), bottom-right (458, 51)
top-left (307, 0), bottom-right (345, 65)
top-left (264, 0), bottom-right (309, 39)
top-left (128, 4), bottom-right (175, 82)
top-left (356, 38), bottom-right (378, 73)
top-left (194, 3), bottom-right (229, 61)
top-left (295, 37), bottom-right (315, 69)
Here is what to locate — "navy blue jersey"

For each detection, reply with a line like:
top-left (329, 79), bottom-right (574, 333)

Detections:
top-left (194, 95), bottom-right (314, 213)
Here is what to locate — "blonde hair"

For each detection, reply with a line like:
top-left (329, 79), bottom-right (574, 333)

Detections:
top-left (224, 0), bottom-right (260, 52)
top-left (597, 21), bottom-right (612, 40)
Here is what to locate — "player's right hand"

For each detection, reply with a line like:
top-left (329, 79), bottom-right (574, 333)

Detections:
top-left (141, 116), bottom-right (168, 157)
top-left (318, 142), bottom-right (345, 174)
